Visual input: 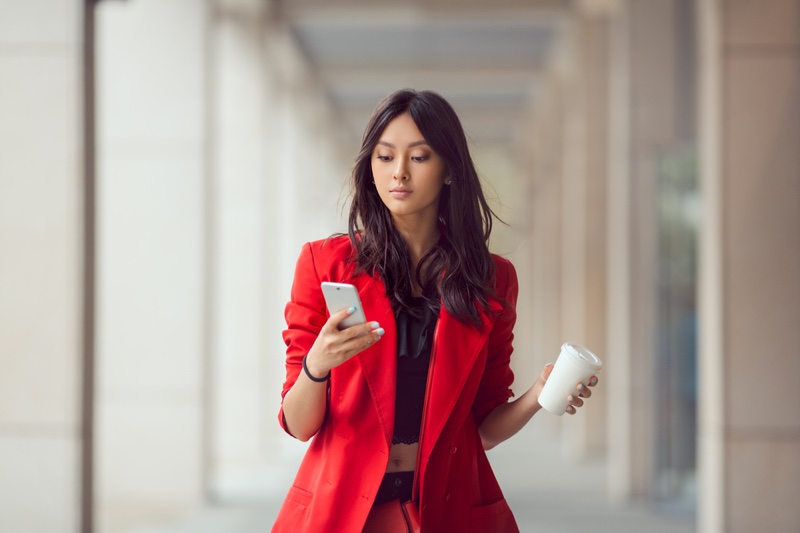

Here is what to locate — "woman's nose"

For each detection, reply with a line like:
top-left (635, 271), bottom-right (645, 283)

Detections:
top-left (393, 160), bottom-right (409, 180)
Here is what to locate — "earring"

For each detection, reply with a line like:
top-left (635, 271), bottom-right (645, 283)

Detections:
top-left (445, 180), bottom-right (452, 186)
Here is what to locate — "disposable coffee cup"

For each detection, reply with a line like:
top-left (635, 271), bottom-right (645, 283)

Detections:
top-left (538, 342), bottom-right (603, 415)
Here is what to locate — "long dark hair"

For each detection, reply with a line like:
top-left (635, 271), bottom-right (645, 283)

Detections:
top-left (347, 89), bottom-right (498, 328)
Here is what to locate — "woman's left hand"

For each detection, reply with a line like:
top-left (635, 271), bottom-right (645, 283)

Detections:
top-left (479, 365), bottom-right (600, 450)
top-left (531, 364), bottom-right (600, 415)
top-left (564, 374), bottom-right (599, 415)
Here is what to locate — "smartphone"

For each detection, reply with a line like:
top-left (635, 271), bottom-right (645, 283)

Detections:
top-left (321, 282), bottom-right (368, 330)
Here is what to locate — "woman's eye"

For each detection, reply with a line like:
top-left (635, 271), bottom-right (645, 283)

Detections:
top-left (376, 155), bottom-right (392, 162)
top-left (411, 155), bottom-right (429, 162)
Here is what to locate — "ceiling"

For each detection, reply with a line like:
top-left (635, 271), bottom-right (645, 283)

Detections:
top-left (276, 0), bottom-right (575, 145)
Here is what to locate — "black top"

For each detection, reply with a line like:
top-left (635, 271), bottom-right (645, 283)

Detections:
top-left (392, 296), bottom-right (439, 445)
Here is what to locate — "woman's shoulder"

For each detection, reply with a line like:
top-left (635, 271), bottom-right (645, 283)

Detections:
top-left (298, 234), bottom-right (358, 280)
top-left (490, 253), bottom-right (516, 276)
top-left (489, 254), bottom-right (518, 294)
top-left (305, 234), bottom-right (352, 257)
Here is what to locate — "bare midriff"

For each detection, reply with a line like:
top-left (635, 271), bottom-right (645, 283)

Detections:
top-left (386, 442), bottom-right (418, 473)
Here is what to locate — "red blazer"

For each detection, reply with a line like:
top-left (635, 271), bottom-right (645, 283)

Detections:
top-left (272, 236), bottom-right (520, 533)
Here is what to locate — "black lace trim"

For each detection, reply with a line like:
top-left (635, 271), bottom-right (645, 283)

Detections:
top-left (391, 434), bottom-right (420, 445)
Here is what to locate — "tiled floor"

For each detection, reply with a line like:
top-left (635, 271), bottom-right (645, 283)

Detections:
top-left (128, 423), bottom-right (695, 533)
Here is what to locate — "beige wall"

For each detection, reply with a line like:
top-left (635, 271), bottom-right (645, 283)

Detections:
top-left (0, 2), bottom-right (87, 532)
top-left (698, 1), bottom-right (800, 531)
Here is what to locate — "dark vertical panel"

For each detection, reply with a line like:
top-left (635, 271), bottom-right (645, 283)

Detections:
top-left (81, 1), bottom-right (96, 532)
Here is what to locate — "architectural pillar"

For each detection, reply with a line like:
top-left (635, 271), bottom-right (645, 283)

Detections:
top-left (0, 2), bottom-right (89, 532)
top-left (261, 19), bottom-right (352, 489)
top-left (559, 12), bottom-right (610, 458)
top-left (94, 1), bottom-right (209, 530)
top-left (208, 1), bottom-right (271, 501)
top-left (697, 1), bottom-right (800, 531)
top-left (528, 73), bottom-right (566, 437)
top-left (507, 117), bottom-right (539, 391)
top-left (606, 0), bottom-right (681, 500)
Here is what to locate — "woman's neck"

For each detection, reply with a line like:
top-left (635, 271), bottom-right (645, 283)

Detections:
top-left (392, 215), bottom-right (440, 269)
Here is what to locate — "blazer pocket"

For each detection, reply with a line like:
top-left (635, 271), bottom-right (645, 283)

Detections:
top-left (286, 485), bottom-right (312, 506)
top-left (272, 485), bottom-right (312, 532)
top-left (470, 498), bottom-right (517, 532)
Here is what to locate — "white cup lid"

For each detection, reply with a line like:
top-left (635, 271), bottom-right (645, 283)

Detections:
top-left (563, 342), bottom-right (603, 370)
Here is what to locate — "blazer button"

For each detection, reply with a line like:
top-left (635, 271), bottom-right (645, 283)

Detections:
top-left (450, 446), bottom-right (458, 455)
top-left (445, 492), bottom-right (451, 502)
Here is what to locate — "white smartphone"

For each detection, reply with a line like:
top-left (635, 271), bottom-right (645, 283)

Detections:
top-left (321, 282), bottom-right (368, 330)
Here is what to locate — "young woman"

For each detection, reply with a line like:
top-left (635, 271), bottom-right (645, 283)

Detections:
top-left (272, 89), bottom-right (598, 533)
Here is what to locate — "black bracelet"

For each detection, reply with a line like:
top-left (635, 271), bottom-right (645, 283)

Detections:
top-left (302, 354), bottom-right (330, 383)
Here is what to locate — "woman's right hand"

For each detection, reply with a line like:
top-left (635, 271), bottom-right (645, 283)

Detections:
top-left (304, 307), bottom-right (384, 379)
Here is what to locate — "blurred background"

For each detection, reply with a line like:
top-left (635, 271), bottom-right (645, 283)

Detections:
top-left (1, 0), bottom-right (798, 532)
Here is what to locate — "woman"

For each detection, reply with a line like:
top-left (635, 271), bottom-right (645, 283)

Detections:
top-left (272, 89), bottom-right (598, 532)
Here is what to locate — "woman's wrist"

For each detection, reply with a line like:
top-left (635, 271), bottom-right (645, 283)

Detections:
top-left (522, 385), bottom-right (544, 415)
top-left (302, 354), bottom-right (330, 382)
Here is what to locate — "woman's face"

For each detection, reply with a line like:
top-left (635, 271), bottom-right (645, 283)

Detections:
top-left (371, 113), bottom-right (449, 223)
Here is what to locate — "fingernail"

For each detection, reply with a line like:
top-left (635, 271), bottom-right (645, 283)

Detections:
top-left (578, 384), bottom-right (585, 391)
top-left (375, 328), bottom-right (385, 335)
top-left (370, 322), bottom-right (380, 329)
top-left (590, 377), bottom-right (598, 385)
top-left (568, 395), bottom-right (575, 402)
top-left (347, 307), bottom-right (356, 314)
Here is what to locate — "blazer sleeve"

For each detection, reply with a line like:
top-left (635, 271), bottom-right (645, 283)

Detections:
top-left (471, 257), bottom-right (519, 426)
top-left (278, 242), bottom-right (329, 436)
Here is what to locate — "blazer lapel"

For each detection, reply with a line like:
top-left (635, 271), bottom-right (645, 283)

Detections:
top-left (353, 275), bottom-right (397, 447)
top-left (349, 272), bottom-right (503, 457)
top-left (420, 300), bottom-right (502, 460)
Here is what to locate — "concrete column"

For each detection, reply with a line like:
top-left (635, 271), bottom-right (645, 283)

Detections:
top-left (258, 53), bottom-right (305, 492)
top-left (606, 0), bottom-right (680, 500)
top-left (261, 33), bottom-right (323, 476)
top-left (559, 13), bottom-right (610, 458)
top-left (207, 3), bottom-right (272, 501)
top-left (581, 15), bottom-right (611, 457)
top-left (474, 142), bottom-right (535, 384)
top-left (266, 24), bottom-right (343, 253)
top-left (268, 83), bottom-right (310, 471)
top-left (697, 1), bottom-right (800, 531)
top-left (529, 74), bottom-right (565, 436)
top-left (605, 2), bottom-right (635, 498)
top-left (508, 119), bottom-right (540, 391)
top-left (94, 1), bottom-right (209, 530)
top-left (0, 2), bottom-right (88, 532)
top-left (559, 27), bottom-right (589, 370)
top-left (261, 20), bottom-right (352, 486)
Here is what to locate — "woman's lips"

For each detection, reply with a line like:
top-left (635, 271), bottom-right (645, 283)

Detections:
top-left (389, 188), bottom-right (412, 198)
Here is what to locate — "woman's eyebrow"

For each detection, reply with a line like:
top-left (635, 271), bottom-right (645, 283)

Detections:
top-left (376, 140), bottom-right (429, 149)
